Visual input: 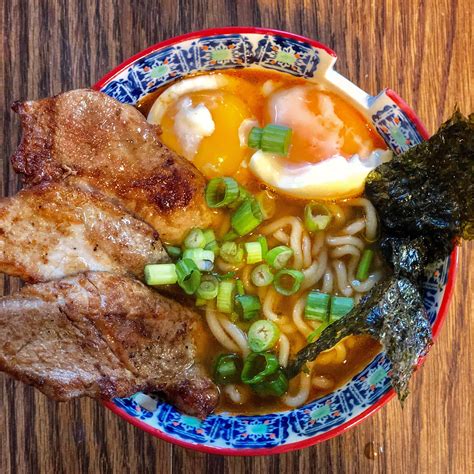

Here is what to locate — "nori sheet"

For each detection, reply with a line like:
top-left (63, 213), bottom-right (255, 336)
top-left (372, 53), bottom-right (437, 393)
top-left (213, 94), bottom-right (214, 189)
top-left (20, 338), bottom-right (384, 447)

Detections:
top-left (286, 111), bottom-right (474, 401)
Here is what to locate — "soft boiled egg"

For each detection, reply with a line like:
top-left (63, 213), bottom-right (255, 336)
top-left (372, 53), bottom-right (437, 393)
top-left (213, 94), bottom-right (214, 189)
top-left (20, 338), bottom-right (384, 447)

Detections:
top-left (249, 149), bottom-right (392, 200)
top-left (249, 84), bottom-right (390, 200)
top-left (147, 74), bottom-right (258, 180)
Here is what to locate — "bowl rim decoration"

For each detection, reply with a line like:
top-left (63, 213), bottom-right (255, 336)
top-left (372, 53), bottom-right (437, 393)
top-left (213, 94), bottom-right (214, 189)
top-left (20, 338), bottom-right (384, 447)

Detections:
top-left (93, 26), bottom-right (458, 456)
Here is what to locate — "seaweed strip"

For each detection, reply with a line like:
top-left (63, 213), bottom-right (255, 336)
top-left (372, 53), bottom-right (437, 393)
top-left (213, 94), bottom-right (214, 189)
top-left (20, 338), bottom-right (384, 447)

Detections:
top-left (286, 111), bottom-right (473, 401)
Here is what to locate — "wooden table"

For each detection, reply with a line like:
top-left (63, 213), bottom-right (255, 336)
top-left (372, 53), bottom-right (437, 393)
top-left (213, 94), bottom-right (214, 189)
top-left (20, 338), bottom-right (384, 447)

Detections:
top-left (1, 1), bottom-right (472, 472)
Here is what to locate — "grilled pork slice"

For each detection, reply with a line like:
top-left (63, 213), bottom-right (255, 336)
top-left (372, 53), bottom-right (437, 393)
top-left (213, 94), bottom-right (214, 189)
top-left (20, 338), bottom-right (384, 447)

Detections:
top-left (11, 89), bottom-right (214, 244)
top-left (0, 272), bottom-right (219, 417)
top-left (0, 183), bottom-right (169, 283)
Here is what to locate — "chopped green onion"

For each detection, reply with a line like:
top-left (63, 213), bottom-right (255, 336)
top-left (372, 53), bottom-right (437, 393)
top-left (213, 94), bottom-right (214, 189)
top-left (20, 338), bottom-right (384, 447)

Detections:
top-left (205, 177), bottom-right (239, 208)
top-left (182, 248), bottom-right (215, 271)
top-left (265, 245), bottom-right (293, 270)
top-left (261, 124), bottom-right (292, 156)
top-left (248, 320), bottom-right (280, 352)
top-left (255, 190), bottom-right (276, 220)
top-left (228, 186), bottom-right (252, 210)
top-left (176, 259), bottom-right (201, 295)
top-left (273, 269), bottom-right (304, 296)
top-left (329, 296), bottom-right (354, 322)
top-left (307, 322), bottom-right (329, 343)
top-left (223, 230), bottom-right (239, 241)
top-left (245, 241), bottom-right (263, 264)
top-left (356, 249), bottom-right (374, 281)
top-left (184, 228), bottom-right (206, 249)
top-left (235, 294), bottom-right (261, 321)
top-left (217, 280), bottom-right (236, 313)
top-left (251, 368), bottom-right (288, 397)
top-left (257, 235), bottom-right (268, 258)
top-left (231, 199), bottom-right (264, 236)
top-left (203, 229), bottom-right (216, 245)
top-left (213, 353), bottom-right (242, 384)
top-left (304, 202), bottom-right (332, 232)
top-left (241, 352), bottom-right (279, 384)
top-left (195, 297), bottom-right (207, 307)
top-left (204, 239), bottom-right (219, 255)
top-left (236, 279), bottom-right (245, 296)
top-left (304, 290), bottom-right (330, 321)
top-left (251, 264), bottom-right (274, 287)
top-left (144, 263), bottom-right (178, 286)
top-left (213, 271), bottom-right (236, 280)
top-left (220, 242), bottom-right (244, 264)
top-left (165, 245), bottom-right (181, 259)
top-left (196, 275), bottom-right (219, 300)
top-left (248, 126), bottom-right (263, 149)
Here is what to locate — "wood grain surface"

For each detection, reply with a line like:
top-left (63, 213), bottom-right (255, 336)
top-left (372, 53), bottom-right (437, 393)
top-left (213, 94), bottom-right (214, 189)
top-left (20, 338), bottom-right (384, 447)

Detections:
top-left (1, 1), bottom-right (472, 472)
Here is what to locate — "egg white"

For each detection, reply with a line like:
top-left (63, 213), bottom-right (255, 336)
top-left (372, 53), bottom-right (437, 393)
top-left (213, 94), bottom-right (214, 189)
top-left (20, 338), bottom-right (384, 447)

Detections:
top-left (249, 149), bottom-right (392, 200)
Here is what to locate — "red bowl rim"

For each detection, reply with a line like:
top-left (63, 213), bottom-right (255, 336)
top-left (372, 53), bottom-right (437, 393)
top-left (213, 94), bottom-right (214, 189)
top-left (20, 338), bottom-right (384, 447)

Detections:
top-left (95, 26), bottom-right (458, 456)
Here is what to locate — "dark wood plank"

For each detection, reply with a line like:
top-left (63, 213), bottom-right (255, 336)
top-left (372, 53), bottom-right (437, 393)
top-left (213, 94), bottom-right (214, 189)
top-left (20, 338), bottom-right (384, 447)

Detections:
top-left (0, 1), bottom-right (472, 472)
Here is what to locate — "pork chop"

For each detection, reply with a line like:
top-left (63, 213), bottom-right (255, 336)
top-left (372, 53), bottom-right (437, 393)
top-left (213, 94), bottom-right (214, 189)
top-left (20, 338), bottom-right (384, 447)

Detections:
top-left (0, 182), bottom-right (169, 283)
top-left (0, 272), bottom-right (218, 417)
top-left (11, 89), bottom-right (215, 244)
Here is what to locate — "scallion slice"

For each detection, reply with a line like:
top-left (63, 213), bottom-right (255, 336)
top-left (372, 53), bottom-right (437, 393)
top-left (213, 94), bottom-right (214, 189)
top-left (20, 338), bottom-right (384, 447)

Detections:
top-left (255, 190), bottom-right (276, 220)
top-left (304, 202), bottom-right (332, 232)
top-left (176, 259), bottom-right (201, 295)
top-left (223, 230), bottom-right (239, 241)
top-left (195, 297), bottom-right (207, 307)
top-left (236, 279), bottom-right (245, 296)
top-left (231, 199), bottom-right (264, 236)
top-left (251, 264), bottom-right (274, 287)
top-left (144, 263), bottom-right (178, 286)
top-left (196, 275), bottom-right (219, 300)
top-left (265, 245), bottom-right (293, 270)
top-left (261, 124), bottom-right (292, 156)
top-left (220, 242), bottom-right (244, 264)
top-left (204, 239), bottom-right (219, 255)
top-left (257, 235), bottom-right (268, 258)
top-left (248, 126), bottom-right (263, 149)
top-left (217, 280), bottom-right (236, 314)
top-left (235, 294), bottom-right (261, 321)
top-left (248, 320), bottom-right (280, 352)
top-left (184, 228), bottom-right (206, 249)
top-left (182, 248), bottom-right (215, 271)
top-left (245, 241), bottom-right (263, 264)
top-left (241, 352), bottom-right (279, 385)
top-left (203, 228), bottom-right (216, 245)
top-left (228, 186), bottom-right (252, 210)
top-left (356, 249), bottom-right (374, 281)
top-left (165, 245), bottom-right (181, 259)
top-left (205, 177), bottom-right (239, 208)
top-left (304, 290), bottom-right (330, 321)
top-left (329, 296), bottom-right (354, 322)
top-left (273, 269), bottom-right (304, 296)
top-left (251, 369), bottom-right (288, 397)
top-left (213, 353), bottom-right (242, 384)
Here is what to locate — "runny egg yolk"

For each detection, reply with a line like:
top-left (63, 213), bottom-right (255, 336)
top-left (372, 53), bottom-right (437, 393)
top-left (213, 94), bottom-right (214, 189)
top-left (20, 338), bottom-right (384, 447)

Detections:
top-left (159, 90), bottom-right (255, 180)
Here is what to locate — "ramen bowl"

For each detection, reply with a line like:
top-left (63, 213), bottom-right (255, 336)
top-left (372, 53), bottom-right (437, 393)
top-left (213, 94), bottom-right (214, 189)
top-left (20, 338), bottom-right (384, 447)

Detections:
top-left (93, 27), bottom-right (457, 455)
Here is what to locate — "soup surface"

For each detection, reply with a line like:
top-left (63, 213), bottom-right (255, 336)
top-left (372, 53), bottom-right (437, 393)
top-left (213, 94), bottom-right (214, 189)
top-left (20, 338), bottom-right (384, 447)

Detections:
top-left (139, 68), bottom-right (387, 414)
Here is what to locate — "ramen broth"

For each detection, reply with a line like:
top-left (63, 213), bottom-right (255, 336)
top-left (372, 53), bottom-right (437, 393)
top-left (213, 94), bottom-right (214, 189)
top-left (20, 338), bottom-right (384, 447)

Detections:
top-left (138, 68), bottom-right (386, 414)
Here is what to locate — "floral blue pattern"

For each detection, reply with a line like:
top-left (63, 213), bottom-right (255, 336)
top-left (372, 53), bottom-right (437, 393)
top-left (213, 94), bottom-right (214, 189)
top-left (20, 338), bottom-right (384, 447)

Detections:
top-left (99, 30), bottom-right (452, 452)
top-left (371, 104), bottom-right (424, 154)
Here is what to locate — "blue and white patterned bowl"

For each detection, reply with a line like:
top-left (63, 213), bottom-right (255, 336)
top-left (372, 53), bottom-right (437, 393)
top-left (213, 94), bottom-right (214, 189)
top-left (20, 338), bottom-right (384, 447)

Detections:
top-left (94, 27), bottom-right (457, 455)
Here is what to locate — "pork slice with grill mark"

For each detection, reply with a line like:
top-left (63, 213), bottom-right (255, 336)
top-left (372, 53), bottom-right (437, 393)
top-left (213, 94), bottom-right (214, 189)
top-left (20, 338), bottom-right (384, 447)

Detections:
top-left (0, 182), bottom-right (170, 283)
top-left (0, 272), bottom-right (219, 418)
top-left (11, 89), bottom-right (215, 244)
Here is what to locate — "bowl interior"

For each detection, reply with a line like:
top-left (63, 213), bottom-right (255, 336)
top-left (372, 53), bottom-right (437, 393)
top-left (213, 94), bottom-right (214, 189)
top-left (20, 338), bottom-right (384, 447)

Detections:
top-left (95, 28), bottom-right (453, 455)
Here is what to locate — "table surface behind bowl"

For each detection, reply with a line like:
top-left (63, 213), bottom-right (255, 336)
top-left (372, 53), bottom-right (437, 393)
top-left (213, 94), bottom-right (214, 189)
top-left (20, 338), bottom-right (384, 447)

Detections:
top-left (1, 1), bottom-right (473, 473)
